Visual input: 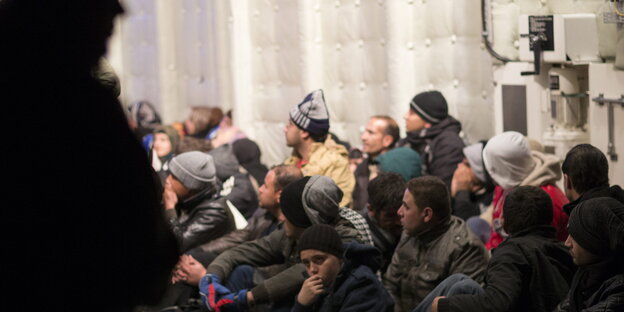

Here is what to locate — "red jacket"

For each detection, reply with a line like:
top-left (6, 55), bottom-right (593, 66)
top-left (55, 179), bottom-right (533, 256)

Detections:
top-left (486, 184), bottom-right (569, 249)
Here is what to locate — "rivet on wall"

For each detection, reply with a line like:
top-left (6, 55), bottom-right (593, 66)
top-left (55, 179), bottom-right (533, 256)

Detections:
top-left (277, 80), bottom-right (283, 87)
top-left (358, 40), bottom-right (364, 48)
top-left (428, 83), bottom-right (434, 89)
top-left (514, 40), bottom-right (519, 49)
top-left (254, 10), bottom-right (260, 17)
top-left (259, 84), bottom-right (265, 91)
top-left (359, 82), bottom-right (366, 90)
top-left (481, 90), bottom-right (487, 99)
top-left (378, 0), bottom-right (384, 5)
top-left (355, 0), bottom-right (360, 7)
top-left (335, 1), bottom-right (340, 8)
top-left (453, 79), bottom-right (459, 88)
top-left (315, 4), bottom-right (320, 12)
top-left (451, 35), bottom-right (457, 44)
top-left (408, 0), bottom-right (414, 4)
top-left (336, 43), bottom-right (342, 51)
top-left (383, 82), bottom-right (388, 89)
top-left (338, 81), bottom-right (344, 89)
top-left (380, 38), bottom-right (386, 46)
top-left (425, 38), bottom-right (431, 47)
top-left (407, 42), bottom-right (415, 50)
top-left (274, 5), bottom-right (279, 12)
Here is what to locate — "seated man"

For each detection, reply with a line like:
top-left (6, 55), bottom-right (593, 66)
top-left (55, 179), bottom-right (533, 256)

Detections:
top-left (401, 90), bottom-right (465, 188)
top-left (561, 143), bottom-right (624, 215)
top-left (283, 89), bottom-right (355, 207)
top-left (451, 141), bottom-right (494, 221)
top-left (365, 172), bottom-right (405, 274)
top-left (175, 176), bottom-right (367, 311)
top-left (555, 197), bottom-right (624, 311)
top-left (195, 165), bottom-right (301, 256)
top-left (164, 151), bottom-right (235, 253)
top-left (353, 115), bottom-right (401, 212)
top-left (413, 186), bottom-right (576, 312)
top-left (383, 176), bottom-right (488, 312)
top-left (482, 131), bottom-right (569, 249)
top-left (293, 224), bottom-right (394, 312)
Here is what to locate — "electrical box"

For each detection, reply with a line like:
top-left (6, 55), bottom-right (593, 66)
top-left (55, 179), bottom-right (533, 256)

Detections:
top-left (519, 14), bottom-right (601, 64)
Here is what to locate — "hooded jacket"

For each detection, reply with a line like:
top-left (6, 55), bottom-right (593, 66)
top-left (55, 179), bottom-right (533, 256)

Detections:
top-left (437, 226), bottom-right (576, 312)
top-left (402, 116), bottom-right (465, 188)
top-left (383, 216), bottom-right (489, 312)
top-left (291, 243), bottom-right (394, 312)
top-left (487, 151), bottom-right (569, 249)
top-left (284, 136), bottom-right (355, 208)
top-left (206, 176), bottom-right (367, 304)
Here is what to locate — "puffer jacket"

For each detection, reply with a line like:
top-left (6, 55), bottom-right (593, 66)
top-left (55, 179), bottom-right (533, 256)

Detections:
top-left (555, 259), bottom-right (624, 312)
top-left (166, 189), bottom-right (236, 253)
top-left (196, 208), bottom-right (279, 255)
top-left (438, 226), bottom-right (576, 312)
top-left (487, 151), bottom-right (569, 249)
top-left (402, 116), bottom-right (465, 188)
top-left (284, 136), bottom-right (355, 207)
top-left (206, 176), bottom-right (366, 305)
top-left (383, 216), bottom-right (489, 312)
top-left (291, 243), bottom-right (394, 312)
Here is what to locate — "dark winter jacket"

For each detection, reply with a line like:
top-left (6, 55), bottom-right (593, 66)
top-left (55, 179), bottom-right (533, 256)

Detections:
top-left (364, 214), bottom-right (400, 274)
top-left (196, 208), bottom-right (280, 255)
top-left (452, 188), bottom-right (494, 220)
top-left (437, 226), bottom-right (576, 312)
top-left (402, 116), bottom-right (465, 188)
top-left (555, 259), bottom-right (624, 312)
top-left (166, 191), bottom-right (236, 253)
top-left (291, 243), bottom-right (394, 312)
top-left (352, 158), bottom-right (375, 214)
top-left (563, 185), bottom-right (624, 215)
top-left (383, 216), bottom-right (489, 312)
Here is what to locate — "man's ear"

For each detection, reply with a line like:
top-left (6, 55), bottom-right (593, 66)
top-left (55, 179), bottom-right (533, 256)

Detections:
top-left (275, 189), bottom-right (282, 204)
top-left (423, 207), bottom-right (434, 223)
top-left (382, 134), bottom-right (394, 149)
top-left (564, 174), bottom-right (573, 191)
top-left (300, 130), bottom-right (310, 140)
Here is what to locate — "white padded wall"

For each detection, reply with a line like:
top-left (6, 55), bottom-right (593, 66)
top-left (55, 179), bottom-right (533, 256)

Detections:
top-left (109, 0), bottom-right (496, 166)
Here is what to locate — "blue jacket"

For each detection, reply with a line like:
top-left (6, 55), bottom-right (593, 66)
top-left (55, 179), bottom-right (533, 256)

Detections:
top-left (292, 243), bottom-right (394, 312)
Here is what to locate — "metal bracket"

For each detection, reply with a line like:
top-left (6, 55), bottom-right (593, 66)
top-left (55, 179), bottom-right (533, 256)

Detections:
top-left (593, 94), bottom-right (624, 161)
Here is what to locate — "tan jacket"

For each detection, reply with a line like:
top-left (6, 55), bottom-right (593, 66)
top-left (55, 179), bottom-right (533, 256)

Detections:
top-left (284, 137), bottom-right (355, 207)
top-left (383, 216), bottom-right (489, 312)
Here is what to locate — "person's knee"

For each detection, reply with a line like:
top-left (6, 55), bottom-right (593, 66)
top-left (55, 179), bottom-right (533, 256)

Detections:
top-left (448, 276), bottom-right (482, 296)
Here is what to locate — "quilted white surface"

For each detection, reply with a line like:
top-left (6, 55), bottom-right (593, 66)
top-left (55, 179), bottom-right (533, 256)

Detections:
top-left (109, 0), bottom-right (614, 166)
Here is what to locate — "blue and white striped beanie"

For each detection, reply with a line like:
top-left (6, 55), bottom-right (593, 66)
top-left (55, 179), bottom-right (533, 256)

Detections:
top-left (289, 89), bottom-right (330, 135)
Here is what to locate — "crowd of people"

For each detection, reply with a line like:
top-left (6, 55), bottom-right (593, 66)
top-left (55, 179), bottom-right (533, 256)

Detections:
top-left (3, 1), bottom-right (623, 312)
top-left (122, 86), bottom-right (624, 312)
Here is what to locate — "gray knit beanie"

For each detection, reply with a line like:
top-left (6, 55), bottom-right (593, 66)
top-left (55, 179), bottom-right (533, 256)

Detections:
top-left (290, 89), bottom-right (330, 135)
top-left (168, 151), bottom-right (217, 191)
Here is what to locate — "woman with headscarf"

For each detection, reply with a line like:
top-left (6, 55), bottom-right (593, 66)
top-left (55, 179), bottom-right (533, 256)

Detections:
top-left (151, 125), bottom-right (180, 185)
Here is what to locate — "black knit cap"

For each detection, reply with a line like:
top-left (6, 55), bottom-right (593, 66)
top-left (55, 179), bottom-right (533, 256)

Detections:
top-left (280, 176), bottom-right (312, 228)
top-left (409, 90), bottom-right (449, 124)
top-left (297, 224), bottom-right (344, 259)
top-left (568, 197), bottom-right (624, 258)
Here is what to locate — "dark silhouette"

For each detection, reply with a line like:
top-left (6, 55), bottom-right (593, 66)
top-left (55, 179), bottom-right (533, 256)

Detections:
top-left (0, 1), bottom-right (178, 311)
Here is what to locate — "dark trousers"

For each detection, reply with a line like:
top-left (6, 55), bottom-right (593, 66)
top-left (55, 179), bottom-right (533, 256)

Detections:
top-left (411, 273), bottom-right (484, 312)
top-left (225, 265), bottom-right (294, 312)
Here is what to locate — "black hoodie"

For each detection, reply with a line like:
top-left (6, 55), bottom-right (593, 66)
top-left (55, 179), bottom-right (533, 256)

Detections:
top-left (402, 116), bottom-right (465, 187)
